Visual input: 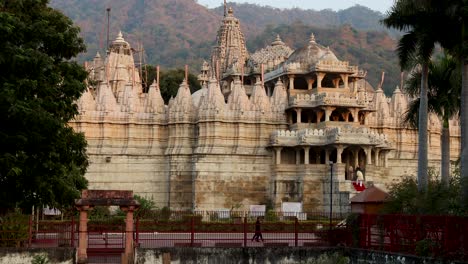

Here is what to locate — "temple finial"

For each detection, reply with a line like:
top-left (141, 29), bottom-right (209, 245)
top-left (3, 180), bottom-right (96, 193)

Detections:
top-left (224, 0), bottom-right (227, 17)
top-left (309, 33), bottom-right (316, 44)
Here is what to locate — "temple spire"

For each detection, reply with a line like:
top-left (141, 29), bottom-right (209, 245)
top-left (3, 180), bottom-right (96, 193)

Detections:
top-left (224, 0), bottom-right (227, 17)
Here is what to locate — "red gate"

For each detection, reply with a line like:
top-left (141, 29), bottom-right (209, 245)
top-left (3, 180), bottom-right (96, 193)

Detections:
top-left (86, 219), bottom-right (125, 263)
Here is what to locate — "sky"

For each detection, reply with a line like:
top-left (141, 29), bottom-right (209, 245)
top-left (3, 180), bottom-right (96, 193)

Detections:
top-left (198, 0), bottom-right (394, 14)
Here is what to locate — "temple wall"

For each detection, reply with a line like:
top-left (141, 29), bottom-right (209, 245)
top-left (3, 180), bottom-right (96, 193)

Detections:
top-left (193, 154), bottom-right (272, 210)
top-left (70, 114), bottom-right (170, 206)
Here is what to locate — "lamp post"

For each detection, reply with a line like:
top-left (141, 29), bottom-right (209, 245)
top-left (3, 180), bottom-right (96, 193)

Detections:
top-left (329, 161), bottom-right (333, 231)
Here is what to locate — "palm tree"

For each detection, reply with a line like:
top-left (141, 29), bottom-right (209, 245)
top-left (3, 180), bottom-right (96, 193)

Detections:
top-left (403, 55), bottom-right (461, 186)
top-left (435, 0), bottom-right (468, 205)
top-left (383, 0), bottom-right (441, 192)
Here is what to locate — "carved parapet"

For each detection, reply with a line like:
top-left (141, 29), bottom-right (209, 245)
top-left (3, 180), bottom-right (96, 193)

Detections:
top-left (314, 60), bottom-right (356, 73)
top-left (289, 92), bottom-right (367, 108)
top-left (269, 127), bottom-right (393, 148)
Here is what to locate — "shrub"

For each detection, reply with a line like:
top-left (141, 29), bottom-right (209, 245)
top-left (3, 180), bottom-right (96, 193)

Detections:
top-left (0, 212), bottom-right (29, 247)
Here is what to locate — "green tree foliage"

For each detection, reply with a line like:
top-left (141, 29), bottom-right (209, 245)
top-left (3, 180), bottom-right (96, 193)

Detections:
top-left (383, 0), bottom-right (444, 193)
top-left (403, 54), bottom-right (461, 186)
top-left (141, 66), bottom-right (201, 103)
top-left (381, 167), bottom-right (466, 215)
top-left (0, 0), bottom-right (88, 211)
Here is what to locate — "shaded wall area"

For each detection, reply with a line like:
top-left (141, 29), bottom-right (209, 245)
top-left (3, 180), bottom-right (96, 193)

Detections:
top-left (135, 248), bottom-right (466, 264)
top-left (0, 248), bottom-right (75, 264)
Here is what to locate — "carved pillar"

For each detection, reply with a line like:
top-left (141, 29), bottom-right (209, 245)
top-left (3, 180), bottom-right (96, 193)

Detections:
top-left (353, 79), bottom-right (358, 93)
top-left (364, 147), bottom-right (372, 165)
top-left (325, 149), bottom-right (330, 164)
top-left (351, 109), bottom-right (359, 123)
top-left (374, 149), bottom-right (380, 166)
top-left (340, 74), bottom-right (349, 89)
top-left (275, 147), bottom-right (283, 165)
top-left (316, 110), bottom-right (324, 123)
top-left (323, 107), bottom-right (336, 122)
top-left (336, 145), bottom-right (344, 164)
top-left (77, 205), bottom-right (92, 264)
top-left (295, 108), bottom-right (302, 123)
top-left (353, 149), bottom-right (359, 167)
top-left (316, 72), bottom-right (325, 88)
top-left (341, 112), bottom-right (350, 122)
top-left (304, 146), bottom-right (310, 165)
top-left (289, 75), bottom-right (295, 90)
top-left (333, 78), bottom-right (340, 88)
top-left (306, 77), bottom-right (315, 90)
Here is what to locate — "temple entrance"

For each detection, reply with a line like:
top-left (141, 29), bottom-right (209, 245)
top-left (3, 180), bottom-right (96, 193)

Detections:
top-left (75, 190), bottom-right (139, 264)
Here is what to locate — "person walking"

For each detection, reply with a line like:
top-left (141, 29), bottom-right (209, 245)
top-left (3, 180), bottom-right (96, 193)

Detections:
top-left (251, 217), bottom-right (264, 242)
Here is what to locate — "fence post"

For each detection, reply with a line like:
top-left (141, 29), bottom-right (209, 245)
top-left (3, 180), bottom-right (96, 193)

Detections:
top-left (28, 215), bottom-right (32, 248)
top-left (71, 216), bottom-right (75, 247)
top-left (135, 217), bottom-right (139, 247)
top-left (243, 217), bottom-right (247, 247)
top-left (294, 217), bottom-right (298, 247)
top-left (190, 216), bottom-right (195, 247)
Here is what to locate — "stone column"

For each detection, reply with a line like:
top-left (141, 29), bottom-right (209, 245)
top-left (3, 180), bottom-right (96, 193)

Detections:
top-left (316, 111), bottom-right (324, 123)
top-left (351, 109), bottom-right (359, 123)
top-left (365, 147), bottom-right (372, 165)
top-left (316, 72), bottom-right (325, 88)
top-left (289, 75), bottom-right (295, 90)
top-left (295, 108), bottom-right (302, 123)
top-left (296, 149), bottom-right (301, 165)
top-left (336, 145), bottom-right (344, 164)
top-left (77, 206), bottom-right (91, 264)
top-left (323, 107), bottom-right (336, 122)
top-left (340, 74), bottom-right (349, 89)
top-left (333, 78), bottom-right (340, 88)
top-left (303, 147), bottom-right (310, 164)
top-left (306, 77), bottom-right (315, 90)
top-left (126, 206), bottom-right (135, 259)
top-left (275, 147), bottom-right (283, 165)
top-left (374, 149), bottom-right (380, 166)
top-left (354, 149), bottom-right (359, 167)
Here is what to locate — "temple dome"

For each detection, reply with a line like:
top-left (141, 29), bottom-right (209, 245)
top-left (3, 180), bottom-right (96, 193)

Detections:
top-left (285, 33), bottom-right (338, 66)
top-left (250, 35), bottom-right (293, 66)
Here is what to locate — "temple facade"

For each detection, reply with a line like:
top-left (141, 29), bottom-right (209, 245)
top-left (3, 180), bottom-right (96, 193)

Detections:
top-left (71, 7), bottom-right (460, 213)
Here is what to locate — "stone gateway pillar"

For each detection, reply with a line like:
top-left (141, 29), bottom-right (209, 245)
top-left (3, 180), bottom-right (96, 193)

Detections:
top-left (75, 190), bottom-right (140, 264)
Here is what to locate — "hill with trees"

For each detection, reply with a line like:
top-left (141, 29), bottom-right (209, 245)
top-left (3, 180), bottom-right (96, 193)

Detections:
top-left (50, 0), bottom-right (400, 94)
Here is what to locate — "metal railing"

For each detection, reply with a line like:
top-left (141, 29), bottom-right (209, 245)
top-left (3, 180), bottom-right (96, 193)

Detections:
top-left (0, 212), bottom-right (467, 261)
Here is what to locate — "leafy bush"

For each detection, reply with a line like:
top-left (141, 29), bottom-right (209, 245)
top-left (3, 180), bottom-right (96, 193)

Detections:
top-left (133, 195), bottom-right (157, 219)
top-left (0, 212), bottom-right (29, 247)
top-left (381, 166), bottom-right (466, 215)
top-left (31, 254), bottom-right (49, 264)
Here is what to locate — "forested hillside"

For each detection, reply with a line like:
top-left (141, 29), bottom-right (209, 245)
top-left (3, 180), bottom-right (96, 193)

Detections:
top-left (50, 0), bottom-right (400, 94)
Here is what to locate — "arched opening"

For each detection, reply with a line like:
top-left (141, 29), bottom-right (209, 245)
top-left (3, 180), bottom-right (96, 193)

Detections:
top-left (330, 149), bottom-right (337, 163)
top-left (281, 148), bottom-right (296, 164)
top-left (291, 110), bottom-right (297, 124)
top-left (294, 78), bottom-right (308, 90)
top-left (343, 148), bottom-right (354, 180)
top-left (359, 112), bottom-right (366, 125)
top-left (330, 109), bottom-right (346, 122)
top-left (320, 149), bottom-right (326, 164)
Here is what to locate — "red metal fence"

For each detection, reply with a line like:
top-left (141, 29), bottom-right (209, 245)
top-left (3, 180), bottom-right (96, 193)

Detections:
top-left (352, 214), bottom-right (468, 260)
top-left (0, 212), bottom-right (467, 261)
